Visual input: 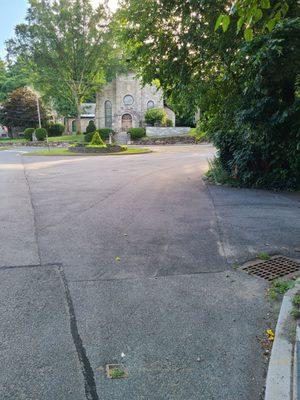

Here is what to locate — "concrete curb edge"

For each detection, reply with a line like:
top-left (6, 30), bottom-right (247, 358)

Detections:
top-left (265, 281), bottom-right (300, 400)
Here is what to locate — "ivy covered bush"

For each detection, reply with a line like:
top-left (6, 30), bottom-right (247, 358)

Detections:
top-left (88, 132), bottom-right (105, 147)
top-left (128, 127), bottom-right (146, 139)
top-left (47, 123), bottom-right (65, 137)
top-left (145, 108), bottom-right (167, 126)
top-left (24, 128), bottom-right (35, 141)
top-left (35, 127), bottom-right (47, 141)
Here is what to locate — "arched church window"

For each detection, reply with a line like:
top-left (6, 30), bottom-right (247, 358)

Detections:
top-left (123, 95), bottom-right (134, 106)
top-left (147, 100), bottom-right (155, 109)
top-left (105, 101), bottom-right (112, 128)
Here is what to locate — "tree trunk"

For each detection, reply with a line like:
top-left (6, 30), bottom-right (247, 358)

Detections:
top-left (76, 102), bottom-right (82, 134)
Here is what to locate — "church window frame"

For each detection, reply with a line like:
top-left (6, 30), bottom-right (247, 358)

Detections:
top-left (104, 100), bottom-right (113, 128)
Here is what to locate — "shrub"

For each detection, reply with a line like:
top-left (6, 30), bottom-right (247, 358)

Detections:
top-left (47, 123), bottom-right (65, 137)
top-left (24, 128), bottom-right (35, 141)
top-left (128, 128), bottom-right (146, 140)
top-left (35, 128), bottom-right (47, 141)
top-left (90, 132), bottom-right (105, 146)
top-left (145, 108), bottom-right (167, 126)
top-left (85, 120), bottom-right (96, 134)
top-left (165, 118), bottom-right (173, 127)
top-left (84, 131), bottom-right (95, 143)
top-left (98, 128), bottom-right (115, 140)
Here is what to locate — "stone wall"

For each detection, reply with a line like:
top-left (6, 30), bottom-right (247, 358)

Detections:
top-left (146, 127), bottom-right (191, 137)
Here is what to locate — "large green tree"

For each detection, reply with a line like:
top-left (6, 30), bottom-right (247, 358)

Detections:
top-left (0, 87), bottom-right (48, 134)
top-left (215, 0), bottom-right (290, 40)
top-left (0, 58), bottom-right (31, 102)
top-left (116, 0), bottom-right (300, 189)
top-left (7, 0), bottom-right (112, 133)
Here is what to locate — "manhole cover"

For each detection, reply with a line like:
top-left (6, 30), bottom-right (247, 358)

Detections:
top-left (241, 256), bottom-right (300, 281)
top-left (106, 364), bottom-right (128, 379)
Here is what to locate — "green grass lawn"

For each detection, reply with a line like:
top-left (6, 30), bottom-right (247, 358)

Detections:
top-left (0, 135), bottom-right (83, 143)
top-left (25, 147), bottom-right (152, 156)
top-left (47, 134), bottom-right (84, 142)
top-left (0, 147), bottom-right (11, 150)
top-left (0, 138), bottom-right (26, 143)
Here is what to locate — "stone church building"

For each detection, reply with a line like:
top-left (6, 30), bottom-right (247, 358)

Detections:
top-left (95, 72), bottom-right (175, 132)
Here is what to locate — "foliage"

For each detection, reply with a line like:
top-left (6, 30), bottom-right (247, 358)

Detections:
top-left (35, 127), bottom-right (47, 141)
top-left (7, 0), bottom-right (113, 132)
top-left (205, 157), bottom-right (240, 187)
top-left (0, 87), bottom-right (48, 130)
top-left (117, 0), bottom-right (299, 189)
top-left (24, 127), bottom-right (35, 141)
top-left (85, 120), bottom-right (97, 134)
top-left (47, 123), bottom-right (65, 137)
top-left (206, 18), bottom-right (300, 189)
top-left (90, 132), bottom-right (105, 146)
top-left (215, 0), bottom-right (290, 40)
top-left (110, 368), bottom-right (126, 379)
top-left (268, 279), bottom-right (295, 300)
top-left (128, 127), bottom-right (146, 139)
top-left (291, 292), bottom-right (300, 319)
top-left (0, 58), bottom-right (31, 102)
top-left (189, 127), bottom-right (207, 142)
top-left (175, 113), bottom-right (196, 127)
top-left (257, 252), bottom-right (270, 261)
top-left (145, 108), bottom-right (166, 126)
top-left (165, 118), bottom-right (173, 127)
top-left (47, 134), bottom-right (84, 142)
top-left (26, 147), bottom-right (151, 156)
top-left (98, 128), bottom-right (115, 140)
top-left (84, 131), bottom-right (94, 143)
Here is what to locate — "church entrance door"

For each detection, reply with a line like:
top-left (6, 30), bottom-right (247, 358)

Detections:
top-left (121, 114), bottom-right (132, 132)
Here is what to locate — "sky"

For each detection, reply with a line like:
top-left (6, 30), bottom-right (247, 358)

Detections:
top-left (0, 0), bottom-right (119, 59)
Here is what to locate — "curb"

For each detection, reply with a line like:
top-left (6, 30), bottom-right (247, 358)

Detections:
top-left (265, 281), bottom-right (300, 400)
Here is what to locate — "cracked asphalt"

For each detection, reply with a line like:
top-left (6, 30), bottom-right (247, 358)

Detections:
top-left (0, 145), bottom-right (299, 399)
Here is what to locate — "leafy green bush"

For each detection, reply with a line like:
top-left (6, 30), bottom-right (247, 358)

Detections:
top-left (128, 128), bottom-right (146, 140)
top-left (205, 157), bottom-right (240, 187)
top-left (145, 108), bottom-right (167, 126)
top-left (90, 132), bottom-right (105, 146)
top-left (97, 128), bottom-right (115, 140)
top-left (85, 120), bottom-right (96, 134)
top-left (165, 118), bottom-right (173, 127)
top-left (47, 123), bottom-right (65, 137)
top-left (35, 128), bottom-right (47, 141)
top-left (84, 131), bottom-right (94, 143)
top-left (202, 19), bottom-right (300, 190)
top-left (24, 128), bottom-right (35, 141)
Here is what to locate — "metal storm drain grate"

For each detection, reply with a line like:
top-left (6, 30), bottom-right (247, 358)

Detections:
top-left (241, 256), bottom-right (300, 281)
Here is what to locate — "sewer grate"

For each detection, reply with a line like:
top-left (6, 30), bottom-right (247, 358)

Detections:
top-left (241, 256), bottom-right (300, 281)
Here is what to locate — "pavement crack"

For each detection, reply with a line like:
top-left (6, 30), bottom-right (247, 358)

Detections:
top-left (0, 263), bottom-right (60, 271)
top-left (21, 156), bottom-right (42, 265)
top-left (69, 269), bottom-right (227, 284)
top-left (58, 266), bottom-right (99, 400)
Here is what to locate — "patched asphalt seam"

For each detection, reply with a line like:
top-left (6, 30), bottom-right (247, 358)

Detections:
top-left (203, 182), bottom-right (230, 265)
top-left (58, 266), bottom-right (99, 400)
